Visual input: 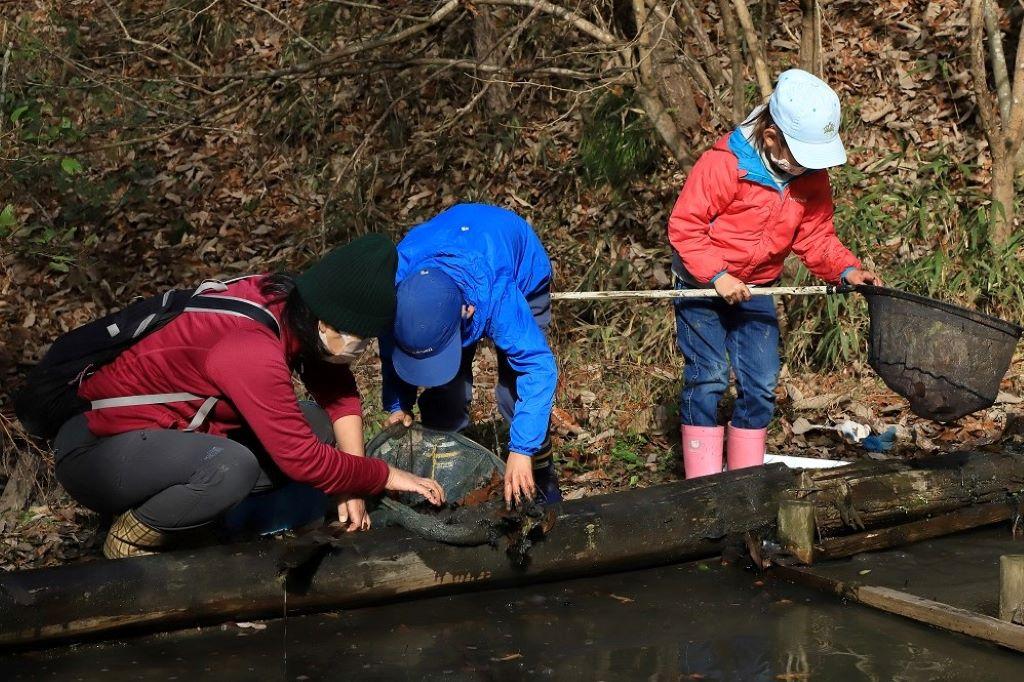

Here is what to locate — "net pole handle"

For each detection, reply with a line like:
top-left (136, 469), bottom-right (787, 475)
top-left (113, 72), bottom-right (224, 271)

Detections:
top-left (549, 285), bottom-right (853, 301)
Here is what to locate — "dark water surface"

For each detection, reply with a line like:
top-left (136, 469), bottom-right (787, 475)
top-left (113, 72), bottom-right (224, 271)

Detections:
top-left (5, 544), bottom-right (1023, 681)
top-left (804, 525), bottom-right (1020, 616)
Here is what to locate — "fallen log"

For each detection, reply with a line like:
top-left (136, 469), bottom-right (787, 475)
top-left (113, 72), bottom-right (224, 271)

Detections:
top-left (0, 464), bottom-right (796, 649)
top-left (788, 450), bottom-right (1024, 534)
top-left (4, 448), bottom-right (1024, 649)
top-left (814, 501), bottom-right (1022, 561)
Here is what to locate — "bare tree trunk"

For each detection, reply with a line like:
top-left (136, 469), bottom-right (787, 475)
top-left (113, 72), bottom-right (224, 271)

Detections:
top-left (799, 0), bottom-right (822, 76)
top-left (645, 3), bottom-right (701, 132)
top-left (473, 7), bottom-right (511, 114)
top-left (969, 0), bottom-right (1024, 244)
top-left (717, 0), bottom-right (745, 122)
top-left (631, 0), bottom-right (687, 161)
top-left (992, 155), bottom-right (1017, 243)
top-left (730, 0), bottom-right (772, 99)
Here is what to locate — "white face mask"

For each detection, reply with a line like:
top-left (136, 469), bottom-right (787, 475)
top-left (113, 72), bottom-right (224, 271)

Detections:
top-left (769, 153), bottom-right (807, 176)
top-left (319, 328), bottom-right (370, 365)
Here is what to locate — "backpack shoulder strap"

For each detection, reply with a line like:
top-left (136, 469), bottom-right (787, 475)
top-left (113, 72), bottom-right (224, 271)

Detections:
top-left (185, 295), bottom-right (281, 338)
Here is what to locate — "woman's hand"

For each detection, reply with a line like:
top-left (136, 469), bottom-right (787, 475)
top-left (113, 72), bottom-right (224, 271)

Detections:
top-left (713, 273), bottom-right (752, 304)
top-left (336, 496), bottom-right (371, 532)
top-left (504, 452), bottom-right (536, 508)
top-left (386, 410), bottom-right (413, 427)
top-left (385, 466), bottom-right (446, 506)
top-left (843, 269), bottom-right (883, 286)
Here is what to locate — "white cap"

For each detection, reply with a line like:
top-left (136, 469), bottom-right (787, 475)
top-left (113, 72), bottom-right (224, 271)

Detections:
top-left (768, 69), bottom-right (846, 169)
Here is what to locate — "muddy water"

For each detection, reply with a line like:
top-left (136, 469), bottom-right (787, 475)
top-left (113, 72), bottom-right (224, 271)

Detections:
top-left (5, 547), bottom-right (1023, 681)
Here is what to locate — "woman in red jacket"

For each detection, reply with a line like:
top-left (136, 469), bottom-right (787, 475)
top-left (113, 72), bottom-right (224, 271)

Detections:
top-left (52, 234), bottom-right (445, 558)
top-left (668, 69), bottom-right (881, 478)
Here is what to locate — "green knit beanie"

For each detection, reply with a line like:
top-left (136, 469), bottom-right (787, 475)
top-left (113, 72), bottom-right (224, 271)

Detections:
top-left (295, 233), bottom-right (398, 338)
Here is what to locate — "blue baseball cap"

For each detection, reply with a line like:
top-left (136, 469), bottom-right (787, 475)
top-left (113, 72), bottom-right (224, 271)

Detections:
top-left (391, 268), bottom-right (463, 387)
top-left (768, 69), bottom-right (846, 169)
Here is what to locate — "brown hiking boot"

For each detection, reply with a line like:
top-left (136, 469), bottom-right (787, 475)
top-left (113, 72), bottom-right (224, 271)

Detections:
top-left (103, 510), bottom-right (169, 559)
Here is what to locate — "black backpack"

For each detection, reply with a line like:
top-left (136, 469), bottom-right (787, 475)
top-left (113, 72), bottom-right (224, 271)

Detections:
top-left (14, 278), bottom-right (280, 440)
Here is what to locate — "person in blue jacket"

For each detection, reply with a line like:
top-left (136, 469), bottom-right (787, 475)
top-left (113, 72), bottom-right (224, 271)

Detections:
top-left (380, 203), bottom-right (561, 505)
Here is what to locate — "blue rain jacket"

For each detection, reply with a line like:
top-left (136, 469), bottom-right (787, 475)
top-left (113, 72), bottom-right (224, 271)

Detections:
top-left (381, 204), bottom-right (556, 455)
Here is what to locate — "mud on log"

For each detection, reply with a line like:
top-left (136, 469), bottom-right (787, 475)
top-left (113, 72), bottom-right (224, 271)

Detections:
top-left (4, 449), bottom-right (1024, 649)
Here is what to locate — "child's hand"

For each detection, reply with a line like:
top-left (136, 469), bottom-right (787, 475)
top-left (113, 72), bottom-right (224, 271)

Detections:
top-left (843, 269), bottom-right (883, 286)
top-left (713, 273), bottom-right (752, 304)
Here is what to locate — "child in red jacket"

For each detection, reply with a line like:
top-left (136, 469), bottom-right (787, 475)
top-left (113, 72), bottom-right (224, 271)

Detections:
top-left (668, 69), bottom-right (881, 478)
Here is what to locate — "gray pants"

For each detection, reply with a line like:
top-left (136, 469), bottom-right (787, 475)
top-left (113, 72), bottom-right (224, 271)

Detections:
top-left (53, 402), bottom-right (333, 531)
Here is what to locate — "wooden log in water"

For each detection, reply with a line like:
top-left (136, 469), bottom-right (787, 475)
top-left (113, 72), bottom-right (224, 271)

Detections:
top-left (999, 555), bottom-right (1024, 624)
top-left (4, 448), bottom-right (1024, 649)
top-left (777, 500), bottom-right (816, 564)
top-left (0, 464), bottom-right (796, 649)
top-left (815, 502), bottom-right (1021, 561)
top-left (788, 450), bottom-right (1024, 534)
top-left (774, 564), bottom-right (1024, 653)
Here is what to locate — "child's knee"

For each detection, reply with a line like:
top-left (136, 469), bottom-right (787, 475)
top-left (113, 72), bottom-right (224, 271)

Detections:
top-left (685, 362), bottom-right (730, 393)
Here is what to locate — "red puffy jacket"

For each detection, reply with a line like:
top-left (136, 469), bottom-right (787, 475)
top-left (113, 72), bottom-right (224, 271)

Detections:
top-left (668, 131), bottom-right (860, 285)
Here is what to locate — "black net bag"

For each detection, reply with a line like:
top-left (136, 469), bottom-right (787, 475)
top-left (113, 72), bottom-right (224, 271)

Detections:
top-left (859, 285), bottom-right (1023, 422)
top-left (365, 423), bottom-right (505, 508)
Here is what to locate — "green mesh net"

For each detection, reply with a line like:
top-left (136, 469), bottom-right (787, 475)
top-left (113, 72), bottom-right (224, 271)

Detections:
top-left (366, 423), bottom-right (506, 508)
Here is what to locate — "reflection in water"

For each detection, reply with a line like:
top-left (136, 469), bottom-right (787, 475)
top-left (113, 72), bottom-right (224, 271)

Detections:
top-left (5, 555), bottom-right (1024, 680)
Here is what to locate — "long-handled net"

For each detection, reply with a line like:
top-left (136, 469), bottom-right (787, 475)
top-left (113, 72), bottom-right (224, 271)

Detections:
top-left (551, 285), bottom-right (1023, 423)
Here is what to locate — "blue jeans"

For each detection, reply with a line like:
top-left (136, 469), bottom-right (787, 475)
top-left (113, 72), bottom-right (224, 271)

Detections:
top-left (674, 272), bottom-right (780, 430)
top-left (418, 288), bottom-right (561, 503)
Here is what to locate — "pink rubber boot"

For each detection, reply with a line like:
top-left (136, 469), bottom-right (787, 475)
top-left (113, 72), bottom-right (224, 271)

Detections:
top-left (726, 423), bottom-right (767, 470)
top-left (681, 425), bottom-right (725, 479)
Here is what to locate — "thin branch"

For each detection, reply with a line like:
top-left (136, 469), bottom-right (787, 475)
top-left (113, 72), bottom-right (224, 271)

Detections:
top-left (672, 0), bottom-right (728, 88)
top-left (0, 38), bottom-right (11, 135)
top-left (814, 0), bottom-right (823, 76)
top-left (402, 57), bottom-right (597, 80)
top-left (969, 0), bottom-right (1002, 156)
top-left (476, 0), bottom-right (619, 45)
top-left (101, 0), bottom-right (206, 75)
top-left (56, 81), bottom-right (257, 156)
top-left (225, 0), bottom-right (464, 82)
top-left (983, 0), bottom-right (1011, 121)
top-left (326, 1), bottom-right (428, 21)
top-left (11, 24), bottom-right (194, 120)
top-left (240, 0), bottom-right (325, 55)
